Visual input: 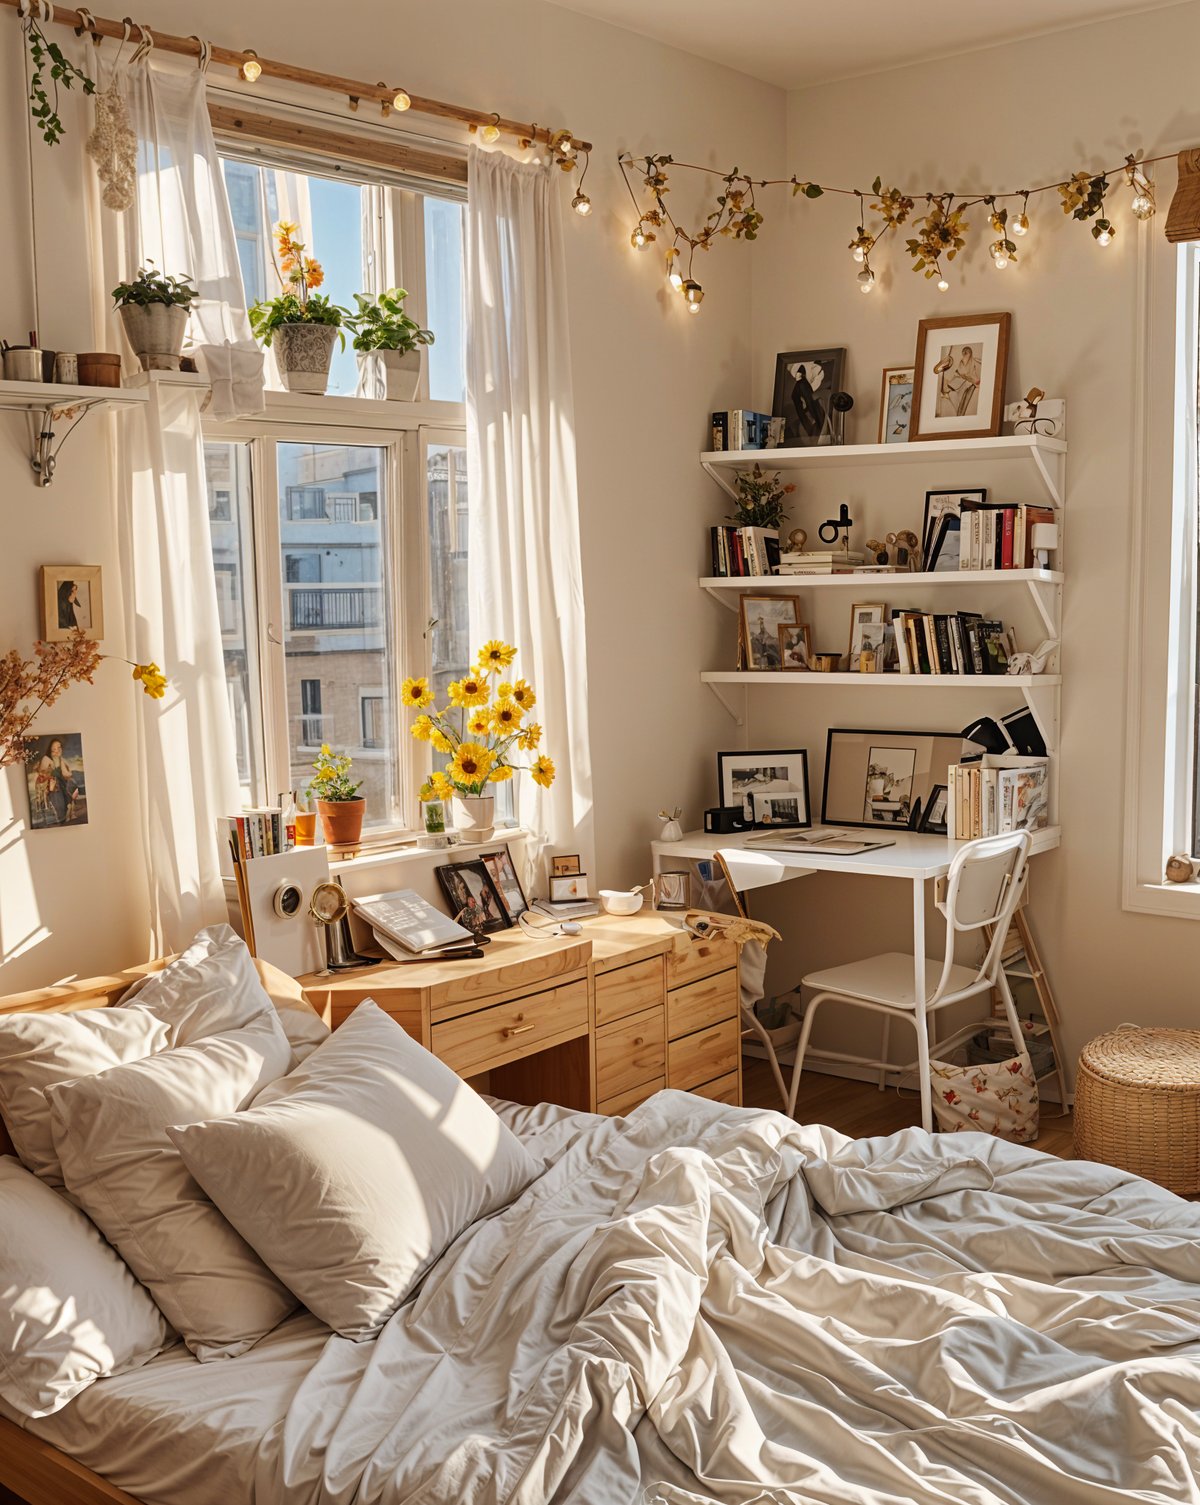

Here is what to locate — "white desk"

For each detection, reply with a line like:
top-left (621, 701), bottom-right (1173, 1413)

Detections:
top-left (651, 825), bottom-right (1061, 1127)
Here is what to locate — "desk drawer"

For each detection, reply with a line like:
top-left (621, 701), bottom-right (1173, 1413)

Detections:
top-left (667, 968), bottom-right (738, 1040)
top-left (595, 1004), bottom-right (666, 1102)
top-left (668, 1017), bottom-right (739, 1092)
top-left (666, 935), bottom-right (738, 990)
top-left (688, 1070), bottom-right (740, 1106)
top-left (598, 1075), bottom-right (666, 1117)
top-left (432, 980), bottom-right (588, 1077)
top-left (595, 956), bottom-right (665, 1028)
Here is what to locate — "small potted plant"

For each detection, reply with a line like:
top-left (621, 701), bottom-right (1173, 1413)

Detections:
top-left (307, 743), bottom-right (365, 848)
top-left (248, 223), bottom-right (348, 394)
top-left (348, 288), bottom-right (434, 401)
top-left (111, 264), bottom-right (197, 372)
top-left (728, 463), bottom-right (796, 573)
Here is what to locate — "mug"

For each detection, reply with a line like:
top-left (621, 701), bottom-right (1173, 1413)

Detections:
top-left (3, 347), bottom-right (43, 382)
top-left (54, 353), bottom-right (78, 384)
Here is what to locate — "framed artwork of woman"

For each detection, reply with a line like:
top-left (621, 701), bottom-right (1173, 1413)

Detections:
top-left (39, 565), bottom-right (104, 642)
top-left (25, 733), bottom-right (88, 829)
top-left (910, 313), bottom-right (1010, 442)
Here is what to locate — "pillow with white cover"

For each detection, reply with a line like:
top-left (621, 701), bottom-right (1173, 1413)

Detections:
top-left (168, 1000), bottom-right (538, 1341)
top-left (47, 1009), bottom-right (299, 1361)
top-left (0, 924), bottom-right (294, 1189)
top-left (0, 1156), bottom-right (174, 1418)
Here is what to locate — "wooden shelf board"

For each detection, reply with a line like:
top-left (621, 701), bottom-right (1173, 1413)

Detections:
top-left (700, 671), bottom-right (1061, 688)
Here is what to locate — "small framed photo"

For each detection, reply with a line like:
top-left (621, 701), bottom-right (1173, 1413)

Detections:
top-left (549, 872), bottom-right (589, 903)
top-left (847, 603), bottom-right (886, 665)
top-left (717, 749), bottom-right (811, 830)
top-left (752, 791), bottom-right (805, 827)
top-left (778, 622), bottom-right (812, 671)
top-left (655, 871), bottom-right (690, 910)
top-left (878, 365), bottom-right (915, 444)
top-left (856, 621), bottom-right (888, 674)
top-left (550, 854), bottom-right (582, 877)
top-left (739, 593), bottom-right (801, 671)
top-left (25, 733), bottom-right (87, 829)
top-left (922, 489), bottom-right (986, 569)
top-left (771, 348), bottom-right (847, 447)
top-left (920, 783), bottom-right (950, 835)
top-left (40, 565), bottom-right (103, 642)
top-left (436, 859), bottom-right (510, 934)
top-left (910, 312), bottom-right (1011, 443)
top-left (480, 847), bottom-right (529, 922)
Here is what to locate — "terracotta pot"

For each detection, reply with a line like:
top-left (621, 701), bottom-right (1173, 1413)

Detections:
top-left (317, 797), bottom-right (365, 848)
top-left (274, 323), bottom-right (338, 393)
top-left (452, 794), bottom-right (494, 844)
top-left (119, 303), bottom-right (188, 372)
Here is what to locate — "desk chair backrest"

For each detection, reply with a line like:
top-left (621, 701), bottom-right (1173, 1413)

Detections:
top-left (932, 830), bottom-right (1031, 1005)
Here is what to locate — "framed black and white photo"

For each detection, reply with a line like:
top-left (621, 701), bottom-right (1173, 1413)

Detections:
top-left (436, 859), bottom-right (510, 934)
top-left (920, 783), bottom-right (950, 835)
top-left (480, 847), bottom-right (528, 922)
top-left (778, 622), bottom-right (812, 670)
top-left (847, 602), bottom-right (886, 665)
top-left (717, 749), bottom-right (811, 829)
top-left (39, 565), bottom-right (103, 642)
top-left (771, 348), bottom-right (846, 447)
top-left (739, 593), bottom-right (801, 671)
top-left (922, 489), bottom-right (986, 569)
top-left (821, 728), bottom-right (961, 829)
top-left (910, 313), bottom-right (1010, 442)
top-left (878, 365), bottom-right (914, 444)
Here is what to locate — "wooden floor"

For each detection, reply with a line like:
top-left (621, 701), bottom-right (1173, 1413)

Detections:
top-left (741, 1054), bottom-right (1077, 1158)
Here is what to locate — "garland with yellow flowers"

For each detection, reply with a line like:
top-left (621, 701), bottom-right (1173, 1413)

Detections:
top-left (401, 640), bottom-right (555, 802)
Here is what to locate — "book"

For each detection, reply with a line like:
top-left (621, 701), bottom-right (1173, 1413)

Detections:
top-left (745, 830), bottom-right (896, 855)
top-left (352, 889), bottom-right (475, 954)
top-left (531, 896), bottom-right (599, 918)
top-left (710, 409), bottom-right (772, 451)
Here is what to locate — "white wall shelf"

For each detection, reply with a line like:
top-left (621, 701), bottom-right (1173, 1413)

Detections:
top-left (0, 379), bottom-right (149, 487)
top-left (700, 433), bottom-right (1066, 508)
top-left (700, 671), bottom-right (1061, 688)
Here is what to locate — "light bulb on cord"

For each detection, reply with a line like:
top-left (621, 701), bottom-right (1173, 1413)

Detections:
top-left (392, 89), bottom-right (411, 111)
top-left (682, 278), bottom-right (704, 313)
top-left (1131, 191), bottom-right (1154, 220)
top-left (668, 269), bottom-right (683, 290)
top-left (571, 190), bottom-right (592, 217)
top-left (1011, 211), bottom-right (1029, 236)
top-left (239, 49), bottom-right (262, 83)
top-left (936, 275), bottom-right (950, 292)
top-left (481, 114), bottom-right (501, 145)
top-left (1094, 219), bottom-right (1114, 247)
top-left (990, 239), bottom-right (1010, 270)
top-left (631, 226), bottom-right (646, 249)
top-left (857, 267), bottom-right (875, 294)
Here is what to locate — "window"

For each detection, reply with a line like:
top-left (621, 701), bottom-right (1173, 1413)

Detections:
top-left (426, 442), bottom-right (470, 700)
top-left (360, 690), bottom-right (385, 749)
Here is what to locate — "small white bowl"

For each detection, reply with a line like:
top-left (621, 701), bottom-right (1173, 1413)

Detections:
top-left (599, 888), bottom-right (644, 916)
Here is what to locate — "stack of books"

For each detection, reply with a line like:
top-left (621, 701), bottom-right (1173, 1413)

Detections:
top-left (948, 756), bottom-right (1049, 839)
top-left (223, 808), bottom-right (294, 861)
top-left (710, 410), bottom-right (782, 451)
top-left (957, 501), bottom-right (1058, 571)
top-left (531, 895), bottom-right (599, 919)
top-left (709, 525), bottom-right (781, 577)
top-left (778, 549), bottom-right (865, 576)
top-left (892, 611), bottom-right (1011, 675)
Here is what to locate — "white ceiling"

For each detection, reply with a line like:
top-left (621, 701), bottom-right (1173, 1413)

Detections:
top-left (546, 0), bottom-right (1185, 89)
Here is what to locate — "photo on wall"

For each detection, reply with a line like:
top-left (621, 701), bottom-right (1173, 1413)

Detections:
top-left (39, 565), bottom-right (104, 642)
top-left (25, 732), bottom-right (88, 829)
top-left (771, 347), bottom-right (846, 447)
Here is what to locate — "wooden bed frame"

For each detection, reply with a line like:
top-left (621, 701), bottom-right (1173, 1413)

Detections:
top-left (0, 956), bottom-right (325, 1505)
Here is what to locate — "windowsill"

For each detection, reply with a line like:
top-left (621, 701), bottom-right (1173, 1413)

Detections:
top-left (1124, 878), bottom-right (1200, 921)
top-left (328, 826), bottom-right (529, 875)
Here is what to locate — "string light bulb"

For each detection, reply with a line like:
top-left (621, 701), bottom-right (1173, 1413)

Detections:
top-left (480, 114), bottom-right (501, 145)
top-left (1125, 158), bottom-right (1156, 221)
top-left (239, 49), bottom-right (262, 83)
top-left (1131, 189), bottom-right (1155, 220)
top-left (857, 266), bottom-right (875, 294)
top-left (392, 89), bottom-right (411, 111)
top-left (936, 275), bottom-right (950, 293)
top-left (1012, 212), bottom-right (1029, 236)
top-left (571, 189), bottom-right (592, 217)
top-left (990, 239), bottom-right (1010, 270)
top-left (668, 269), bottom-right (683, 290)
top-left (1093, 218), bottom-right (1114, 247)
top-left (631, 226), bottom-right (647, 249)
top-left (681, 278), bottom-right (704, 313)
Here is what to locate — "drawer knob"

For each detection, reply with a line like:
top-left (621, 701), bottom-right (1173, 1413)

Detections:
top-left (504, 1022), bottom-right (536, 1037)
top-left (633, 1036), bottom-right (643, 1047)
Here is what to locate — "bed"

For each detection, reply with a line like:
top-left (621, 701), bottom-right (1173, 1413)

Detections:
top-left (4, 962), bottom-right (1200, 1505)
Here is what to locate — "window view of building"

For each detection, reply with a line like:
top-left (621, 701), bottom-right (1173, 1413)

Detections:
top-left (426, 443), bottom-right (469, 700)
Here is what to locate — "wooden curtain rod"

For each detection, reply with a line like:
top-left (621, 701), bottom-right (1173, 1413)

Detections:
top-left (2, 0), bottom-right (592, 154)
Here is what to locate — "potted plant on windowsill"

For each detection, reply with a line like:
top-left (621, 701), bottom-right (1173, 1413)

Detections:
top-left (400, 640), bottom-right (555, 845)
top-left (111, 264), bottom-right (198, 372)
top-left (307, 744), bottom-right (365, 848)
top-left (248, 223), bottom-right (348, 394)
top-left (348, 288), bottom-right (434, 401)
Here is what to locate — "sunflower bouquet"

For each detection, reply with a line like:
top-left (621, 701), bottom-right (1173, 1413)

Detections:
top-left (401, 640), bottom-right (555, 801)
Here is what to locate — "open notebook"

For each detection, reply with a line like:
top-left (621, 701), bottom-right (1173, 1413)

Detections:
top-left (744, 829), bottom-right (897, 855)
top-left (352, 890), bottom-right (475, 955)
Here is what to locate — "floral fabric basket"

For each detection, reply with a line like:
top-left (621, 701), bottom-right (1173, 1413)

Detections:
top-left (929, 1048), bottom-right (1039, 1142)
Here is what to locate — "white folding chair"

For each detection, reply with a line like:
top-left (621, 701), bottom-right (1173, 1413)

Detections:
top-left (786, 831), bottom-right (1033, 1133)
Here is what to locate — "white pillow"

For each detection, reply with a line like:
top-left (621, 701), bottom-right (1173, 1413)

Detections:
top-left (0, 1157), bottom-right (174, 1418)
top-left (168, 1001), bottom-right (537, 1341)
top-left (47, 1010), bottom-right (298, 1362)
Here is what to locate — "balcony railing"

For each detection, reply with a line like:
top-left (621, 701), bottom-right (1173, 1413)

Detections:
top-left (288, 586), bottom-right (381, 630)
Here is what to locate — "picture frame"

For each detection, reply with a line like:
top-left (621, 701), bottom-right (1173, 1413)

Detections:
top-left (847, 602), bottom-right (886, 665)
top-left (778, 622), bottom-right (812, 671)
top-left (655, 871), bottom-right (690, 910)
top-left (856, 621), bottom-right (888, 674)
top-left (550, 854), bottom-right (582, 877)
top-left (821, 728), bottom-right (962, 830)
top-left (548, 872), bottom-right (589, 903)
top-left (24, 732), bottom-right (88, 829)
top-left (480, 847), bottom-right (529, 922)
top-left (878, 365), bottom-right (915, 444)
top-left (717, 749), bottom-right (811, 830)
top-left (771, 347), bottom-right (846, 447)
top-left (922, 489), bottom-right (986, 568)
top-left (739, 593), bottom-right (801, 671)
top-left (39, 565), bottom-right (103, 642)
top-left (910, 313), bottom-right (1011, 442)
top-left (435, 859), bottom-right (510, 934)
top-left (752, 791), bottom-right (806, 827)
top-left (920, 783), bottom-right (950, 835)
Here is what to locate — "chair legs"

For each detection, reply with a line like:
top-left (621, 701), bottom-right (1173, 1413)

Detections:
top-left (786, 991), bottom-right (827, 1117)
top-left (740, 1005), bottom-right (790, 1112)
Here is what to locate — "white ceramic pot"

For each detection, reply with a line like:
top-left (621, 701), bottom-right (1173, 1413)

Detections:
top-left (381, 348), bottom-right (421, 401)
top-left (660, 819), bottom-right (684, 842)
top-left (452, 794), bottom-right (495, 844)
top-left (119, 303), bottom-right (188, 372)
top-left (274, 323), bottom-right (339, 393)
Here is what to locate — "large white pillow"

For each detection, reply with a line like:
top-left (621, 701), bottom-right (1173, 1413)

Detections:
top-left (0, 1156), bottom-right (174, 1418)
top-left (168, 1001), bottom-right (537, 1341)
top-left (47, 1010), bottom-right (298, 1362)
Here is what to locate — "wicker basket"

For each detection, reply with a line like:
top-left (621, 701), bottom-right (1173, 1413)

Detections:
top-left (1074, 1026), bottom-right (1200, 1194)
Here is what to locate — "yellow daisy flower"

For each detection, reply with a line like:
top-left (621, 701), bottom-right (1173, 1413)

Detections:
top-left (489, 763), bottom-right (514, 782)
top-left (429, 771), bottom-right (454, 800)
top-left (531, 754), bottom-right (556, 788)
top-left (451, 742), bottom-right (493, 786)
top-left (476, 639), bottom-right (517, 673)
top-left (410, 714), bottom-right (434, 742)
top-left (431, 728), bottom-right (453, 753)
top-left (517, 722), bottom-right (542, 751)
top-left (491, 700), bottom-right (522, 734)
top-left (448, 674), bottom-right (489, 708)
top-left (401, 676), bottom-right (434, 709)
top-left (466, 710), bottom-right (492, 738)
top-left (508, 679), bottom-right (537, 712)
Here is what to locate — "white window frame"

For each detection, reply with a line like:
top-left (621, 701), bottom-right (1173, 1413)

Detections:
top-left (1123, 153), bottom-right (1200, 917)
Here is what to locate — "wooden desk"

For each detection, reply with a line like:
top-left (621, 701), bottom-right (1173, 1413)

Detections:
top-left (298, 914), bottom-right (741, 1115)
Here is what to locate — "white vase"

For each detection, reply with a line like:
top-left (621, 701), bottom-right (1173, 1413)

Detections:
top-left (274, 323), bottom-right (338, 393)
top-left (118, 303), bottom-right (188, 372)
top-left (452, 794), bottom-right (495, 844)
top-left (660, 819), bottom-right (684, 842)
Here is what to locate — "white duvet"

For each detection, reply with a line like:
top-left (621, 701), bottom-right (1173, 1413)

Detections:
top-left (26, 1093), bottom-right (1200, 1503)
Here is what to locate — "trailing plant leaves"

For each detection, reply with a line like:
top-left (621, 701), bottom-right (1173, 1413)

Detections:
top-left (24, 20), bottom-right (95, 147)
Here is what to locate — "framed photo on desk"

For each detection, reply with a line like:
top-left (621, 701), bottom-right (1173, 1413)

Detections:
top-left (821, 728), bottom-right (961, 830)
top-left (717, 749), bottom-right (811, 829)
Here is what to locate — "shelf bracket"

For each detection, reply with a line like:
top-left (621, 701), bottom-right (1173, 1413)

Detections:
top-left (20, 402), bottom-right (96, 488)
top-left (701, 582), bottom-right (743, 612)
top-left (1027, 445), bottom-right (1063, 509)
top-left (1021, 681), bottom-right (1059, 754)
top-left (705, 680), bottom-right (747, 725)
top-left (1024, 577), bottom-right (1059, 641)
top-left (700, 457), bottom-right (741, 501)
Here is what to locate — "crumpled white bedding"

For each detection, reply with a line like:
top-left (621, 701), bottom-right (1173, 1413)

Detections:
top-left (20, 1092), bottom-right (1200, 1504)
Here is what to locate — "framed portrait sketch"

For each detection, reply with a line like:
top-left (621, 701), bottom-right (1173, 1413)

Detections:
top-left (821, 728), bottom-right (961, 830)
top-left (39, 565), bottom-right (103, 642)
top-left (717, 749), bottom-right (811, 830)
top-left (771, 347), bottom-right (846, 447)
top-left (25, 732), bottom-right (88, 829)
top-left (435, 859), bottom-right (510, 934)
top-left (878, 365), bottom-right (915, 444)
top-left (910, 313), bottom-right (1011, 442)
top-left (480, 847), bottom-right (529, 922)
top-left (846, 603), bottom-right (886, 665)
top-left (778, 622), bottom-right (812, 670)
top-left (739, 593), bottom-right (801, 671)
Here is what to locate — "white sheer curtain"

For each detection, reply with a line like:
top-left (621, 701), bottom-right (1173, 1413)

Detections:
top-left (88, 54), bottom-right (247, 949)
top-left (465, 148), bottom-right (594, 868)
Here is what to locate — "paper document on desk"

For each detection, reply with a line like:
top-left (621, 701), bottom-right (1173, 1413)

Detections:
top-left (744, 829), bottom-right (897, 855)
top-left (352, 889), bottom-right (474, 953)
